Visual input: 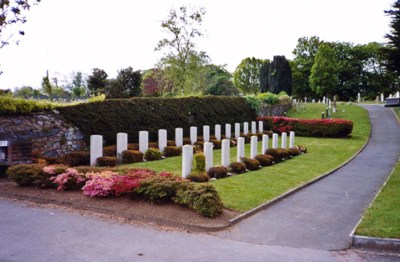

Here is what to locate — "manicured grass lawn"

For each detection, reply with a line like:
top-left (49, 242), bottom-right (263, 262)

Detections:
top-left (122, 103), bottom-right (371, 212)
top-left (355, 161), bottom-right (400, 239)
top-left (393, 107), bottom-right (400, 120)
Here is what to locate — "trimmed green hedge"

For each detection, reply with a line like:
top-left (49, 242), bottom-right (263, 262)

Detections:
top-left (0, 96), bottom-right (54, 114)
top-left (58, 97), bottom-right (257, 145)
top-left (258, 116), bottom-right (353, 138)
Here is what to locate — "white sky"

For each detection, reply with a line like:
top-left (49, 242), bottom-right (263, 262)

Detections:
top-left (0, 0), bottom-right (395, 90)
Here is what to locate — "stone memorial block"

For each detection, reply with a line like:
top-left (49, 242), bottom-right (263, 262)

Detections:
top-left (116, 133), bottom-right (128, 159)
top-left (262, 134), bottom-right (269, 154)
top-left (175, 128), bottom-right (183, 147)
top-left (190, 126), bottom-right (197, 145)
top-left (203, 125), bottom-right (210, 142)
top-left (235, 123), bottom-right (240, 138)
top-left (90, 135), bottom-right (103, 166)
top-left (158, 129), bottom-right (167, 153)
top-left (281, 132), bottom-right (287, 149)
top-left (237, 137), bottom-right (245, 162)
top-left (381, 93), bottom-right (384, 102)
top-left (251, 121), bottom-right (256, 134)
top-left (225, 124), bottom-right (232, 139)
top-left (221, 139), bottom-right (230, 167)
top-left (215, 124), bottom-right (221, 141)
top-left (258, 121), bottom-right (263, 133)
top-left (250, 136), bottom-right (258, 159)
top-left (289, 131), bottom-right (295, 148)
top-left (182, 145), bottom-right (193, 178)
top-left (272, 133), bottom-right (279, 149)
top-left (243, 122), bottom-right (249, 135)
top-left (139, 131), bottom-right (149, 153)
top-left (204, 142), bottom-right (213, 172)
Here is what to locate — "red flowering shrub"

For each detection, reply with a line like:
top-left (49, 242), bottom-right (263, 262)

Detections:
top-left (257, 116), bottom-right (353, 138)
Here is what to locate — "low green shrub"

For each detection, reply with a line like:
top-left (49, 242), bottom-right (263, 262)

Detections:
top-left (265, 148), bottom-right (281, 163)
top-left (277, 148), bottom-right (291, 160)
top-left (187, 171), bottom-right (210, 183)
top-left (255, 154), bottom-right (274, 166)
top-left (6, 164), bottom-right (45, 186)
top-left (228, 162), bottom-right (247, 174)
top-left (96, 156), bottom-right (118, 167)
top-left (242, 157), bottom-right (261, 171)
top-left (64, 151), bottom-right (90, 166)
top-left (0, 96), bottom-right (54, 114)
top-left (121, 150), bottom-right (144, 164)
top-left (207, 166), bottom-right (228, 179)
top-left (193, 152), bottom-right (206, 172)
top-left (144, 148), bottom-right (162, 161)
top-left (194, 141), bottom-right (204, 151)
top-left (163, 146), bottom-right (181, 157)
top-left (175, 183), bottom-right (223, 217)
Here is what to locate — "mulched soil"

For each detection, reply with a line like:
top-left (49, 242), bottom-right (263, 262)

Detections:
top-left (0, 178), bottom-right (239, 232)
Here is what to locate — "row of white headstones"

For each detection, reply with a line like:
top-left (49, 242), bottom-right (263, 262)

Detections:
top-left (89, 121), bottom-right (295, 178)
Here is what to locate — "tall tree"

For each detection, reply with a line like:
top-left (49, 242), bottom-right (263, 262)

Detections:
top-left (309, 43), bottom-right (339, 98)
top-left (259, 60), bottom-right (270, 93)
top-left (233, 57), bottom-right (264, 94)
top-left (87, 68), bottom-right (108, 95)
top-left (41, 70), bottom-right (53, 101)
top-left (155, 5), bottom-right (208, 95)
top-left (106, 67), bottom-right (142, 98)
top-left (384, 0), bottom-right (400, 75)
top-left (204, 64), bottom-right (238, 96)
top-left (268, 56), bottom-right (292, 95)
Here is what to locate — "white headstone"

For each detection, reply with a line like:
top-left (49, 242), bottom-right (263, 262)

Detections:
top-left (215, 124), bottom-right (221, 141)
top-left (357, 93), bottom-right (361, 103)
top-left (396, 91), bottom-right (400, 98)
top-left (236, 137), bottom-right (245, 162)
top-left (90, 135), bottom-right (103, 166)
top-left (272, 133), bottom-right (279, 149)
top-left (262, 134), bottom-right (269, 154)
top-left (182, 145), bottom-right (193, 178)
top-left (381, 93), bottom-right (384, 102)
top-left (190, 126), bottom-right (197, 145)
top-left (225, 124), bottom-right (231, 139)
top-left (116, 133), bottom-right (128, 159)
top-left (235, 123), bottom-right (241, 138)
top-left (258, 121), bottom-right (263, 133)
top-left (139, 131), bottom-right (149, 153)
top-left (323, 96), bottom-right (326, 104)
top-left (204, 142), bottom-right (213, 172)
top-left (158, 129), bottom-right (167, 153)
top-left (281, 132), bottom-right (287, 149)
top-left (203, 125), bottom-right (210, 142)
top-left (328, 99), bottom-right (331, 109)
top-left (175, 128), bottom-right (183, 147)
top-left (221, 139), bottom-right (230, 167)
top-left (251, 121), bottom-right (257, 134)
top-left (289, 131), bottom-right (295, 148)
top-left (243, 122), bottom-right (249, 135)
top-left (250, 136), bottom-right (258, 159)
top-left (312, 99), bottom-right (315, 103)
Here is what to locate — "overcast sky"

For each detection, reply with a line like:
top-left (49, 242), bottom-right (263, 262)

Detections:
top-left (0, 0), bottom-right (395, 90)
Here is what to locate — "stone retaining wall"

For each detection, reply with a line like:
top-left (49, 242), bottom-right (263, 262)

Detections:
top-left (0, 111), bottom-right (86, 157)
top-left (259, 102), bottom-right (292, 117)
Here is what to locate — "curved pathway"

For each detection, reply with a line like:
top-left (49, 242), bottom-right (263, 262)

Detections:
top-left (216, 105), bottom-right (400, 250)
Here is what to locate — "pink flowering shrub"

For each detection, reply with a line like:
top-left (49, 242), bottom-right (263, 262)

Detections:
top-left (51, 168), bottom-right (86, 191)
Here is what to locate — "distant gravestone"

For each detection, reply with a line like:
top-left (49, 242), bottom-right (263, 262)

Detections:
top-left (272, 133), bottom-right (279, 149)
top-left (290, 131), bottom-right (295, 148)
top-left (204, 142), bottom-right (213, 172)
top-left (116, 133), bottom-right (128, 159)
top-left (175, 128), bottom-right (183, 147)
top-left (281, 132), bottom-right (287, 149)
top-left (139, 131), bottom-right (149, 153)
top-left (243, 122), bottom-right (249, 135)
top-left (250, 136), bottom-right (258, 159)
top-left (215, 124), bottom-right (221, 141)
top-left (381, 93), bottom-right (384, 102)
top-left (262, 134), bottom-right (269, 154)
top-left (258, 121), bottom-right (263, 133)
top-left (90, 135), bottom-right (103, 166)
top-left (237, 137), bottom-right (245, 162)
top-left (225, 124), bottom-right (232, 139)
top-left (158, 129), bottom-right (167, 153)
top-left (251, 121), bottom-right (256, 134)
top-left (235, 123), bottom-right (241, 138)
top-left (182, 145), bottom-right (193, 178)
top-left (221, 139), bottom-right (230, 167)
top-left (190, 126), bottom-right (197, 145)
top-left (203, 125), bottom-right (210, 142)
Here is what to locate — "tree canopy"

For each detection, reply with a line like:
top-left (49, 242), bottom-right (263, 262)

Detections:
top-left (233, 57), bottom-right (264, 94)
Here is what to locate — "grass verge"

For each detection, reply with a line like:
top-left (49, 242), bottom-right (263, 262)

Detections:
top-left (355, 161), bottom-right (400, 239)
top-left (122, 103), bottom-right (371, 212)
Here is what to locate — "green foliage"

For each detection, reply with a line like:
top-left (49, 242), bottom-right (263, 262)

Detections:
top-left (96, 156), bottom-right (118, 167)
top-left (268, 56), bottom-right (292, 95)
top-left (207, 165), bottom-right (228, 179)
top-left (88, 94), bottom-right (106, 103)
top-left (87, 68), bottom-right (108, 95)
top-left (41, 71), bottom-right (54, 101)
top-left (204, 64), bottom-right (238, 96)
top-left (63, 151), bottom-right (90, 166)
top-left (241, 157), bottom-right (260, 171)
top-left (244, 94), bottom-right (261, 113)
top-left (384, 1), bottom-right (400, 75)
top-left (187, 171), bottom-right (209, 182)
top-left (6, 164), bottom-right (45, 186)
top-left (144, 148), bottom-right (162, 161)
top-left (57, 96), bottom-right (257, 145)
top-left (175, 183), bottom-right (223, 217)
top-left (233, 57), bottom-right (265, 94)
top-left (255, 154), bottom-right (274, 166)
top-left (0, 96), bottom-right (54, 114)
top-left (106, 67), bottom-right (142, 98)
top-left (260, 60), bottom-right (270, 93)
top-left (256, 92), bottom-right (279, 105)
top-left (121, 150), bottom-right (144, 164)
top-left (228, 162), bottom-right (247, 174)
top-left (193, 152), bottom-right (205, 172)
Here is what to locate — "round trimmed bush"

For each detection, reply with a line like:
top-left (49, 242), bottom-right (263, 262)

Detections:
top-left (193, 152), bottom-right (206, 172)
top-left (277, 148), bottom-right (291, 160)
top-left (266, 148), bottom-right (281, 163)
top-left (207, 166), bottom-right (228, 179)
top-left (288, 148), bottom-right (300, 157)
top-left (6, 164), bottom-right (45, 186)
top-left (148, 142), bottom-right (159, 149)
top-left (183, 138), bottom-right (191, 145)
top-left (122, 150), bottom-right (144, 164)
top-left (163, 146), bottom-right (181, 157)
top-left (209, 139), bottom-right (221, 149)
top-left (103, 145), bottom-right (116, 157)
top-left (64, 151), bottom-right (90, 166)
top-left (96, 156), bottom-right (118, 167)
top-left (144, 148), bottom-right (162, 161)
top-left (242, 157), bottom-right (261, 171)
top-left (187, 171), bottom-right (210, 183)
top-left (228, 162), bottom-right (247, 174)
top-left (128, 143), bottom-right (139, 150)
top-left (167, 140), bottom-right (176, 146)
top-left (255, 154), bottom-right (274, 166)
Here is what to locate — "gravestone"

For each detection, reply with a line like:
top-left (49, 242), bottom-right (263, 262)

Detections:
top-left (258, 121), bottom-right (263, 133)
top-left (90, 135), bottom-right (103, 166)
top-left (139, 131), bottom-right (149, 153)
top-left (251, 121), bottom-right (256, 134)
top-left (272, 133), bottom-right (279, 149)
top-left (204, 142), bottom-right (213, 172)
top-left (235, 123), bottom-right (241, 138)
top-left (225, 124), bottom-right (232, 139)
top-left (281, 132), bottom-right (287, 149)
top-left (190, 126), bottom-right (197, 145)
top-left (290, 131), bottom-right (295, 148)
top-left (262, 134), bottom-right (269, 154)
top-left (215, 124), bottom-right (221, 141)
top-left (243, 122), bottom-right (249, 135)
top-left (221, 139), bottom-right (230, 167)
top-left (250, 136), bottom-right (258, 159)
top-left (175, 128), bottom-right (183, 147)
top-left (237, 137), bottom-right (245, 162)
top-left (203, 125), bottom-right (210, 142)
top-left (158, 129), bottom-right (167, 153)
top-left (116, 133), bottom-right (128, 159)
top-left (381, 93), bottom-right (384, 102)
top-left (182, 145), bottom-right (193, 178)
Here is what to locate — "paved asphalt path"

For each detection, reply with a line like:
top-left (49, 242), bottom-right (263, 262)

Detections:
top-left (0, 105), bottom-right (399, 261)
top-left (216, 105), bottom-right (400, 251)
